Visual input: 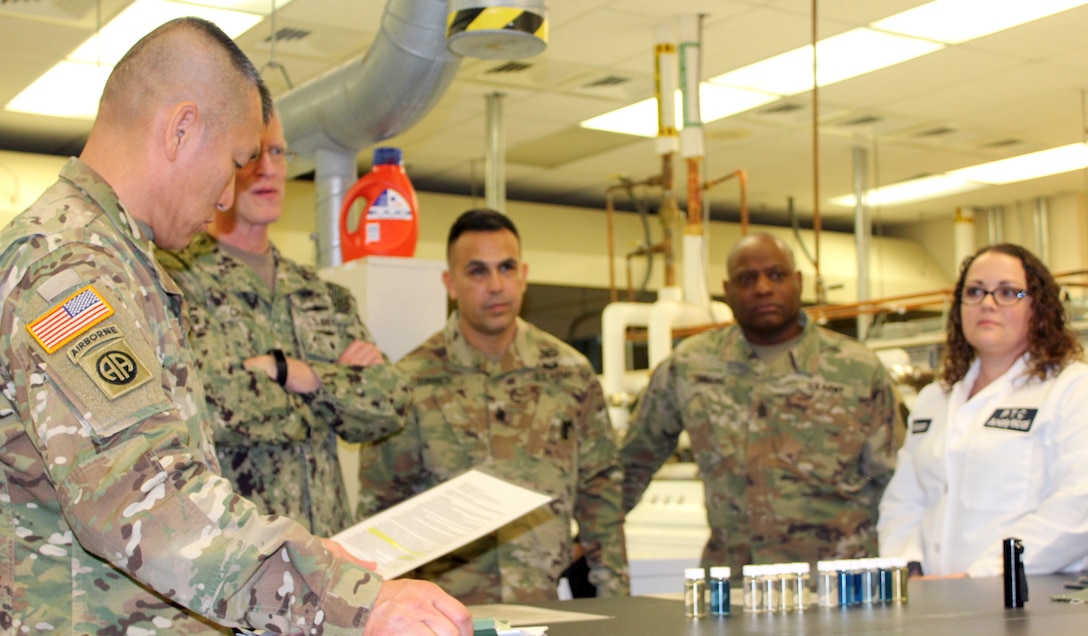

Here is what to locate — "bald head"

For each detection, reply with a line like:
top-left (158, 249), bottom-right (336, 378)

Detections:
top-left (726, 232), bottom-right (797, 277)
top-left (723, 232), bottom-right (804, 345)
top-left (97, 17), bottom-right (270, 133)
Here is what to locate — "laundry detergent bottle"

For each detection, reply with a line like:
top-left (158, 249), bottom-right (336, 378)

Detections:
top-left (339, 147), bottom-right (419, 261)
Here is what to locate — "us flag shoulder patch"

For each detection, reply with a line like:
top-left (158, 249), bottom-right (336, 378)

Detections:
top-left (27, 285), bottom-right (114, 354)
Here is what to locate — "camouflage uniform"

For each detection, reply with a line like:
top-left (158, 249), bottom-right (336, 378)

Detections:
top-left (158, 234), bottom-right (407, 537)
top-left (0, 159), bottom-right (380, 634)
top-left (358, 313), bottom-right (629, 603)
top-left (622, 312), bottom-right (899, 576)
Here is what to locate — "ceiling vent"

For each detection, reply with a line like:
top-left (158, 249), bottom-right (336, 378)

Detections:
top-left (982, 137), bottom-right (1022, 148)
top-left (486, 60), bottom-right (533, 74)
top-left (837, 114), bottom-right (882, 127)
top-left (265, 27), bottom-right (312, 44)
top-left (582, 75), bottom-right (629, 89)
top-left (757, 102), bottom-right (804, 115)
top-left (913, 125), bottom-right (956, 138)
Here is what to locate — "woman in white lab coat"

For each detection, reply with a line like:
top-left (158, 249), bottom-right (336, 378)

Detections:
top-left (878, 243), bottom-right (1088, 577)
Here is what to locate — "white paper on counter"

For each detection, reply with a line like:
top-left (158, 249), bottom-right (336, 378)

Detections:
top-left (468, 604), bottom-right (614, 626)
top-left (333, 469), bottom-right (554, 578)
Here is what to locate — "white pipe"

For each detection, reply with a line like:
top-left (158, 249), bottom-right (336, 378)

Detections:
top-left (313, 149), bottom-right (358, 268)
top-left (648, 289), bottom-right (731, 368)
top-left (853, 146), bottom-right (871, 341)
top-left (1034, 197), bottom-right (1050, 263)
top-left (654, 21), bottom-right (678, 156)
top-left (953, 207), bottom-right (975, 269)
top-left (682, 233), bottom-right (709, 311)
top-left (988, 206), bottom-right (1004, 245)
top-left (601, 301), bottom-right (654, 431)
top-left (485, 92), bottom-right (506, 213)
top-left (678, 14), bottom-right (703, 159)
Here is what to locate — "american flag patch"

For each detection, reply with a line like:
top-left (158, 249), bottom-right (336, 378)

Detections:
top-left (27, 285), bottom-right (114, 354)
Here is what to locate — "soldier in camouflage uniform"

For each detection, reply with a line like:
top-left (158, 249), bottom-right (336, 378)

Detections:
top-left (158, 111), bottom-right (406, 538)
top-left (0, 18), bottom-right (470, 635)
top-left (622, 232), bottom-right (899, 578)
top-left (358, 209), bottom-right (629, 604)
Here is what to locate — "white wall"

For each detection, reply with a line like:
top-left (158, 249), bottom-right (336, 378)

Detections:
top-left (269, 182), bottom-right (954, 304)
top-left (24, 148), bottom-right (1088, 303)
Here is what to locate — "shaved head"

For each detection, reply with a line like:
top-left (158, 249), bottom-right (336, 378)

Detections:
top-left (81, 17), bottom-right (270, 249)
top-left (97, 17), bottom-right (271, 134)
top-left (726, 232), bottom-right (797, 277)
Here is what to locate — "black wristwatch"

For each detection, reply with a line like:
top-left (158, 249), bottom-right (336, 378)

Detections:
top-left (269, 349), bottom-right (288, 387)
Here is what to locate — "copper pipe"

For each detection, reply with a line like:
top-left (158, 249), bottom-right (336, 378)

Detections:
top-left (703, 169), bottom-right (749, 235)
top-left (811, 0), bottom-right (823, 303)
top-left (686, 157), bottom-right (703, 227)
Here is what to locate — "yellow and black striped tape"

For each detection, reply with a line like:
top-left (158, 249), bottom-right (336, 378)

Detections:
top-left (447, 6), bottom-right (548, 42)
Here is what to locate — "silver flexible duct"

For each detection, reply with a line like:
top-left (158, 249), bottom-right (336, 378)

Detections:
top-left (276, 0), bottom-right (462, 266)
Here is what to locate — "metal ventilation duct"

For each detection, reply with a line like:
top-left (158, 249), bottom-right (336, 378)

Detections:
top-left (275, 0), bottom-right (463, 267)
top-left (446, 0), bottom-right (548, 60)
top-left (277, 0), bottom-right (461, 162)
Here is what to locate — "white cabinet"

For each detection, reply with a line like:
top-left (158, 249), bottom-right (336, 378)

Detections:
top-left (318, 256), bottom-right (448, 512)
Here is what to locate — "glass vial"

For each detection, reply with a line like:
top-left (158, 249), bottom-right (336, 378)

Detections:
top-left (760, 565), bottom-right (779, 612)
top-left (838, 560), bottom-right (854, 607)
top-left (888, 556), bottom-right (909, 603)
top-left (684, 567), bottom-right (708, 618)
top-left (875, 558), bottom-right (894, 603)
top-left (742, 564), bottom-right (763, 612)
top-left (789, 562), bottom-right (811, 610)
top-left (857, 558), bottom-right (877, 604)
top-left (709, 566), bottom-right (732, 616)
top-left (816, 560), bottom-right (839, 608)
top-left (774, 564), bottom-right (792, 612)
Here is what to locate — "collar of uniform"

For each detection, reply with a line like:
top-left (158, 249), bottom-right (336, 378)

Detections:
top-left (59, 158), bottom-right (176, 298)
top-left (199, 234), bottom-right (310, 300)
top-left (58, 158), bottom-right (148, 246)
top-left (443, 311), bottom-right (534, 373)
top-left (725, 310), bottom-right (816, 373)
top-left (956, 353), bottom-right (1032, 403)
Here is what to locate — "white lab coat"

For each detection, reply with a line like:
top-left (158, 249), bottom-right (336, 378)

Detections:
top-left (878, 356), bottom-right (1088, 577)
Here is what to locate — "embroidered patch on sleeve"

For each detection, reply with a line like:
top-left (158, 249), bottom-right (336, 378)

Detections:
top-left (79, 339), bottom-right (154, 400)
top-left (27, 285), bottom-right (115, 354)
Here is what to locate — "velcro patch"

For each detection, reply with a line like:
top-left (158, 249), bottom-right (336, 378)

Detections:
top-left (79, 339), bottom-right (153, 400)
top-left (27, 285), bottom-right (114, 354)
top-left (983, 408), bottom-right (1037, 432)
top-left (911, 418), bottom-right (931, 434)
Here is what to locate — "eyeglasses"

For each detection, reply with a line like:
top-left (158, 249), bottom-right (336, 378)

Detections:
top-left (961, 285), bottom-right (1029, 306)
top-left (265, 145), bottom-right (297, 165)
top-left (239, 145), bottom-right (297, 172)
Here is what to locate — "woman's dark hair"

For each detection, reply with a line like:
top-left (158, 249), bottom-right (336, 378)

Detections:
top-left (940, 243), bottom-right (1081, 388)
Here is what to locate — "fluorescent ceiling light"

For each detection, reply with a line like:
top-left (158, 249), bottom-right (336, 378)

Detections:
top-left (581, 85), bottom-right (778, 137)
top-left (708, 28), bottom-right (943, 96)
top-left (829, 174), bottom-right (982, 207)
top-left (6, 62), bottom-right (114, 120)
top-left (70, 0), bottom-right (264, 65)
top-left (873, 0), bottom-right (1088, 45)
top-left (830, 142), bottom-right (1088, 206)
top-left (948, 143), bottom-right (1088, 184)
top-left (6, 0), bottom-right (268, 120)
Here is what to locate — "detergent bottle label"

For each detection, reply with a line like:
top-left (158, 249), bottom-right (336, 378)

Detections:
top-left (365, 188), bottom-right (414, 223)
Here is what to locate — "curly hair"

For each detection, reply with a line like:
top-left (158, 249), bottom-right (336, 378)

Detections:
top-left (940, 243), bottom-right (1082, 388)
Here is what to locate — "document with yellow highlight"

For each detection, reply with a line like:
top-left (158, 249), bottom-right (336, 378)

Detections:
top-left (333, 469), bottom-right (554, 578)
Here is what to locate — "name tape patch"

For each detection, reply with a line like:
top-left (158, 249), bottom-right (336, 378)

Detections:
top-left (27, 285), bottom-right (114, 354)
top-left (983, 408), bottom-right (1038, 432)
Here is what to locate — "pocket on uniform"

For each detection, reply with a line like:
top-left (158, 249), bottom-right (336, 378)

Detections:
top-left (959, 431), bottom-right (1034, 511)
